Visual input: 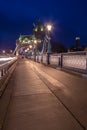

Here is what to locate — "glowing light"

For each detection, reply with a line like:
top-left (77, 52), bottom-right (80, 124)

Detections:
top-left (29, 45), bottom-right (32, 49)
top-left (10, 50), bottom-right (13, 53)
top-left (41, 27), bottom-right (44, 31)
top-left (28, 40), bottom-right (30, 43)
top-left (22, 39), bottom-right (30, 44)
top-left (0, 57), bottom-right (16, 62)
top-left (27, 48), bottom-right (29, 51)
top-left (34, 40), bottom-right (37, 44)
top-left (76, 37), bottom-right (80, 40)
top-left (25, 50), bottom-right (27, 52)
top-left (2, 50), bottom-right (5, 53)
top-left (23, 40), bottom-right (25, 43)
top-left (46, 24), bottom-right (52, 31)
top-left (35, 28), bottom-right (37, 32)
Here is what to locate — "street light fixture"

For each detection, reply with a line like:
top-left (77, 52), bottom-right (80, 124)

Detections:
top-left (27, 48), bottom-right (30, 51)
top-left (46, 24), bottom-right (52, 32)
top-left (34, 40), bottom-right (37, 44)
top-left (10, 50), bottom-right (13, 53)
top-left (45, 23), bottom-right (53, 64)
top-left (29, 45), bottom-right (33, 49)
top-left (2, 50), bottom-right (6, 54)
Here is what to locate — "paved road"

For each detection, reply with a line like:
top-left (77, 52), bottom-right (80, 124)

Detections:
top-left (2, 59), bottom-right (87, 130)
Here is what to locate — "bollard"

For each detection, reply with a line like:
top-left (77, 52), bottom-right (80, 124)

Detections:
top-left (0, 69), bottom-right (3, 77)
top-left (47, 53), bottom-right (50, 64)
top-left (3, 69), bottom-right (5, 75)
top-left (58, 54), bottom-right (63, 68)
top-left (0, 70), bottom-right (2, 77)
top-left (41, 55), bottom-right (43, 63)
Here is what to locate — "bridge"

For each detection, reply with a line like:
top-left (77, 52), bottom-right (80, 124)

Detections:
top-left (0, 21), bottom-right (87, 130)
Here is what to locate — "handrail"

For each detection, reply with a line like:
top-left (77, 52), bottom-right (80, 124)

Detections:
top-left (30, 51), bottom-right (87, 74)
top-left (0, 57), bottom-right (17, 67)
top-left (0, 57), bottom-right (17, 77)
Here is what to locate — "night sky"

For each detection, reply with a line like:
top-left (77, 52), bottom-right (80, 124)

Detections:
top-left (0, 0), bottom-right (87, 50)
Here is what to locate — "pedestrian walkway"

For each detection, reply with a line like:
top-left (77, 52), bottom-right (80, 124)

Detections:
top-left (2, 59), bottom-right (85, 130)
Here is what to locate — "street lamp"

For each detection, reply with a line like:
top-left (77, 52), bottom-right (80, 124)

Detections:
top-left (27, 48), bottom-right (30, 51)
top-left (2, 50), bottom-right (6, 54)
top-left (46, 24), bottom-right (52, 53)
top-left (34, 40), bottom-right (37, 44)
top-left (46, 23), bottom-right (52, 64)
top-left (29, 45), bottom-right (33, 49)
top-left (46, 24), bottom-right (52, 32)
top-left (10, 50), bottom-right (13, 53)
top-left (32, 40), bottom-right (37, 61)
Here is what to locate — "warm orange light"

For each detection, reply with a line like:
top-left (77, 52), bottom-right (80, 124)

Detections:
top-left (2, 50), bottom-right (5, 53)
top-left (10, 50), bottom-right (13, 53)
top-left (29, 45), bottom-right (32, 49)
top-left (34, 40), bottom-right (37, 44)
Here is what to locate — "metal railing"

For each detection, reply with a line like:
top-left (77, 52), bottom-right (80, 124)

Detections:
top-left (0, 56), bottom-right (17, 97)
top-left (30, 51), bottom-right (87, 74)
top-left (0, 57), bottom-right (17, 77)
top-left (61, 51), bottom-right (87, 74)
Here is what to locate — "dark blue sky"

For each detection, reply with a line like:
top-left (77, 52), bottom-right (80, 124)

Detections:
top-left (0, 0), bottom-right (87, 49)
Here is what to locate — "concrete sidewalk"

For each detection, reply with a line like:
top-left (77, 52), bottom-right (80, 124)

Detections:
top-left (28, 60), bottom-right (87, 130)
top-left (2, 59), bottom-right (84, 130)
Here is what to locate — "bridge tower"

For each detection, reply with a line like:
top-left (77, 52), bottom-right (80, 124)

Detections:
top-left (14, 35), bottom-right (37, 56)
top-left (33, 20), bottom-right (45, 52)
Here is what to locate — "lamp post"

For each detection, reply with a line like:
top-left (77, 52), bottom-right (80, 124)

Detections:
top-left (46, 23), bottom-right (52, 64)
top-left (33, 40), bottom-right (37, 61)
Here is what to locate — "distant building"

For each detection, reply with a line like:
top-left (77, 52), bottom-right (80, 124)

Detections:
top-left (75, 37), bottom-right (81, 51)
top-left (75, 37), bottom-right (80, 48)
top-left (33, 20), bottom-right (45, 51)
top-left (69, 37), bottom-right (87, 52)
top-left (15, 35), bottom-right (37, 55)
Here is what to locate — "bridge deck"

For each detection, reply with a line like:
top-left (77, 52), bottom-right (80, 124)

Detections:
top-left (1, 59), bottom-right (87, 130)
